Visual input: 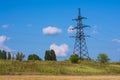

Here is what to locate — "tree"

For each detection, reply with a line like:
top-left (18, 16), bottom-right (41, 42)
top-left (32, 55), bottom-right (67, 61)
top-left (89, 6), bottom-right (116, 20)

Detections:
top-left (8, 52), bottom-right (11, 60)
top-left (70, 54), bottom-right (79, 63)
top-left (0, 50), bottom-right (2, 59)
top-left (0, 50), bottom-right (7, 60)
top-left (50, 50), bottom-right (57, 61)
top-left (16, 52), bottom-right (25, 61)
top-left (97, 53), bottom-right (110, 63)
top-left (28, 54), bottom-right (42, 60)
top-left (2, 50), bottom-right (7, 60)
top-left (44, 50), bottom-right (57, 61)
top-left (44, 50), bottom-right (51, 60)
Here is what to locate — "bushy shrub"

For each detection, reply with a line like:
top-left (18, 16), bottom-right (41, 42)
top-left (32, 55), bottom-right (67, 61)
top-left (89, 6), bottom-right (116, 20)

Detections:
top-left (70, 54), bottom-right (79, 63)
top-left (28, 54), bottom-right (42, 60)
top-left (97, 53), bottom-right (110, 63)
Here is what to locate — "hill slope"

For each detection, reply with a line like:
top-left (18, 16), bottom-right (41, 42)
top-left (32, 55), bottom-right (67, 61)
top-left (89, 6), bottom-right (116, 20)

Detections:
top-left (0, 60), bottom-right (120, 75)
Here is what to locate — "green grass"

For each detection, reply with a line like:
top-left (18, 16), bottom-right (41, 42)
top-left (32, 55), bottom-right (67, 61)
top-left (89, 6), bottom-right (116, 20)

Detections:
top-left (0, 60), bottom-right (120, 75)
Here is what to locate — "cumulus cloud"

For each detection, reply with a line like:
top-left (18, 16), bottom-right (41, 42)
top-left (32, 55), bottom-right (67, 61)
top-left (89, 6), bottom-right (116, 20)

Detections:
top-left (67, 25), bottom-right (75, 33)
top-left (0, 35), bottom-right (12, 52)
top-left (2, 24), bottom-right (9, 28)
top-left (42, 26), bottom-right (62, 35)
top-left (0, 36), bottom-right (10, 44)
top-left (50, 44), bottom-right (69, 56)
top-left (112, 39), bottom-right (120, 43)
top-left (0, 44), bottom-right (12, 52)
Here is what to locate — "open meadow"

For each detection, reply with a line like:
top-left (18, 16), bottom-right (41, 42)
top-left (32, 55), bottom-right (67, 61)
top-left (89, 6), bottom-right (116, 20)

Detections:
top-left (0, 75), bottom-right (120, 80)
top-left (0, 60), bottom-right (120, 80)
top-left (0, 60), bottom-right (120, 75)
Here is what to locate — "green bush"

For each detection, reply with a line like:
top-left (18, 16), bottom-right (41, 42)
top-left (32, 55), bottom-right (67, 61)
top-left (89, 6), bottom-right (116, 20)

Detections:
top-left (70, 54), bottom-right (79, 63)
top-left (97, 53), bottom-right (110, 63)
top-left (28, 54), bottom-right (42, 60)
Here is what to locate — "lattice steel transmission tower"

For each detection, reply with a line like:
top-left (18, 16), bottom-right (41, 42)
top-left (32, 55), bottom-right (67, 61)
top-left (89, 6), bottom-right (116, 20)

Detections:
top-left (71, 8), bottom-right (90, 59)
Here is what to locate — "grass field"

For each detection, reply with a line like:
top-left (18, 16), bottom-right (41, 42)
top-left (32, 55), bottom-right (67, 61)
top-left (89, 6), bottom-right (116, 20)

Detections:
top-left (0, 75), bottom-right (120, 80)
top-left (0, 60), bottom-right (120, 75)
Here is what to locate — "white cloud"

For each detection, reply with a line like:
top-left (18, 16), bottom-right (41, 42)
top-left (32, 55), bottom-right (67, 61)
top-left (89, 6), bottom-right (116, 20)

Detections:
top-left (0, 36), bottom-right (10, 44)
top-left (67, 26), bottom-right (75, 33)
top-left (2, 24), bottom-right (9, 28)
top-left (42, 26), bottom-right (62, 35)
top-left (112, 39), bottom-right (120, 43)
top-left (0, 35), bottom-right (12, 52)
top-left (0, 44), bottom-right (12, 52)
top-left (50, 43), bottom-right (69, 56)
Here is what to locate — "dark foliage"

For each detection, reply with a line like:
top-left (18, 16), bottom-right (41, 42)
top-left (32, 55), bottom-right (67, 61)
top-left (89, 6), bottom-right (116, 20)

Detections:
top-left (97, 53), bottom-right (110, 63)
top-left (16, 52), bottom-right (25, 61)
top-left (70, 54), bottom-right (79, 63)
top-left (44, 50), bottom-right (57, 61)
top-left (28, 54), bottom-right (42, 60)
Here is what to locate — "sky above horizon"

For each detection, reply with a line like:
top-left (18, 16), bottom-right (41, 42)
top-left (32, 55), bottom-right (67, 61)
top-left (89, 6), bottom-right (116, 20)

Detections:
top-left (0, 0), bottom-right (120, 61)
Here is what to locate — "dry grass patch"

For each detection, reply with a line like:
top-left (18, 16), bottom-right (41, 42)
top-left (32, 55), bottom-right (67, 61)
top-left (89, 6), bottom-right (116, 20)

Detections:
top-left (0, 75), bottom-right (120, 80)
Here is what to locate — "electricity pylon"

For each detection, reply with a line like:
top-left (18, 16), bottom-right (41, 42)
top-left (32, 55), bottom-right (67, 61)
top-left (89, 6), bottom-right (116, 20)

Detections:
top-left (71, 8), bottom-right (90, 59)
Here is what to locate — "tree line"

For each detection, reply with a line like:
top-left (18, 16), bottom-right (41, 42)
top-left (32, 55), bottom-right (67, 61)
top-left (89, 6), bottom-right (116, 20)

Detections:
top-left (0, 49), bottom-right (111, 63)
top-left (0, 50), bottom-right (25, 61)
top-left (0, 49), bottom-right (57, 61)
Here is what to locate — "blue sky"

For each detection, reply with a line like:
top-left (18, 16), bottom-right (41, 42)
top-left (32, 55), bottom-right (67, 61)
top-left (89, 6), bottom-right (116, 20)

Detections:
top-left (0, 0), bottom-right (120, 61)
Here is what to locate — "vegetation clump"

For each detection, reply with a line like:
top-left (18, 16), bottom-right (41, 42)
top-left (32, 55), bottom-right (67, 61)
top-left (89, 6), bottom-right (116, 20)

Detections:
top-left (97, 53), bottom-right (110, 63)
top-left (16, 52), bottom-right (25, 61)
top-left (28, 54), bottom-right (42, 60)
top-left (70, 54), bottom-right (79, 63)
top-left (44, 49), bottom-right (57, 61)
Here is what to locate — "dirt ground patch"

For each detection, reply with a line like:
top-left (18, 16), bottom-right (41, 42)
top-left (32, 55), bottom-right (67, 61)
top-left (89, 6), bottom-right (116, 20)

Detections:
top-left (0, 75), bottom-right (120, 80)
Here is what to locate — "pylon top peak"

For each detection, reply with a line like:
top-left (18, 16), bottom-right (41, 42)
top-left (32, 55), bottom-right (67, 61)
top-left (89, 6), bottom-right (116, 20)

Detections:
top-left (73, 8), bottom-right (87, 21)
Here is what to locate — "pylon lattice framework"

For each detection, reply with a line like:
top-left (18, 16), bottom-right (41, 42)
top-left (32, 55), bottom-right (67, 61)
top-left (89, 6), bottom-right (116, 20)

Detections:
top-left (71, 8), bottom-right (90, 59)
